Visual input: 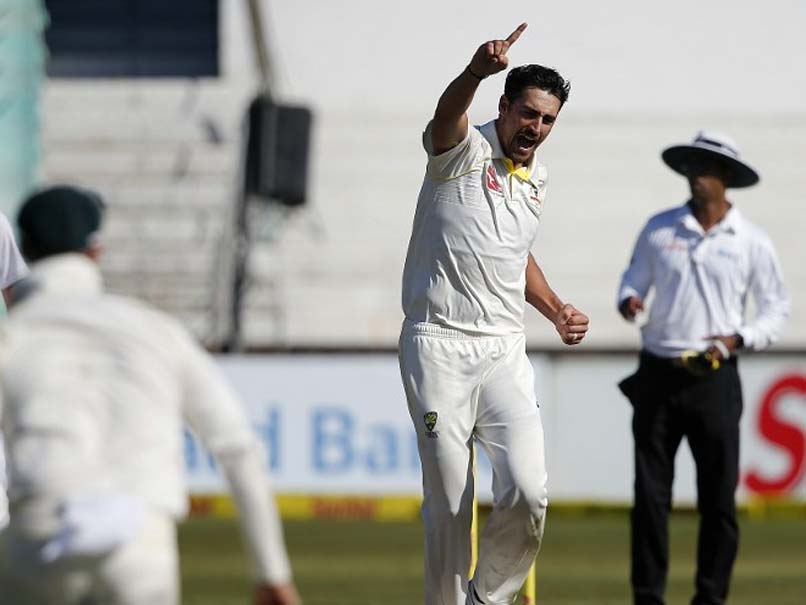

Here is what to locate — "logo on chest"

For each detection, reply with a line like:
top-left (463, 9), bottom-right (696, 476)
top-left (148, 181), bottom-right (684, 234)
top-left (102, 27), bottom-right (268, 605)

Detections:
top-left (528, 180), bottom-right (545, 209)
top-left (716, 248), bottom-right (740, 262)
top-left (663, 241), bottom-right (688, 252)
top-left (486, 165), bottom-right (503, 194)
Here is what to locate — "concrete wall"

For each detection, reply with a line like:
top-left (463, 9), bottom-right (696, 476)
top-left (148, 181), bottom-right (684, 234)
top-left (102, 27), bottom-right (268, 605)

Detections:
top-left (38, 0), bottom-right (806, 348)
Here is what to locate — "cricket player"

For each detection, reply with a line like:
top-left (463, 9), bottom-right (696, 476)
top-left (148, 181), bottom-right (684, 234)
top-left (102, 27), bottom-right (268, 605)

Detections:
top-left (399, 24), bottom-right (589, 605)
top-left (0, 210), bottom-right (27, 308)
top-left (0, 209), bottom-right (28, 529)
top-left (0, 186), bottom-right (300, 605)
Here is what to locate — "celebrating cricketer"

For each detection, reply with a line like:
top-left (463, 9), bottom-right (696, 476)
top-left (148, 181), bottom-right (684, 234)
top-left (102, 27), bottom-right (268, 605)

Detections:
top-left (398, 23), bottom-right (589, 605)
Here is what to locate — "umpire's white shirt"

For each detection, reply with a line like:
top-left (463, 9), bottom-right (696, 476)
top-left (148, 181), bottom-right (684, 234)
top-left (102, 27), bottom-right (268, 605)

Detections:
top-left (402, 120), bottom-right (548, 335)
top-left (0, 254), bottom-right (291, 583)
top-left (618, 204), bottom-right (789, 357)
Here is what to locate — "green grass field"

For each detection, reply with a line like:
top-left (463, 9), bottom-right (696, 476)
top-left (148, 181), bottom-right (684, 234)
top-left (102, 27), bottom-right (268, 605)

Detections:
top-left (180, 513), bottom-right (806, 605)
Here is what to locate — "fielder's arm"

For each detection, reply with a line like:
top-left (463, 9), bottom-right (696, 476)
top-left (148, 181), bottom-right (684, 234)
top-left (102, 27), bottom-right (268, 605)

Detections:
top-left (525, 253), bottom-right (589, 345)
top-left (431, 23), bottom-right (527, 154)
top-left (180, 337), bottom-right (300, 605)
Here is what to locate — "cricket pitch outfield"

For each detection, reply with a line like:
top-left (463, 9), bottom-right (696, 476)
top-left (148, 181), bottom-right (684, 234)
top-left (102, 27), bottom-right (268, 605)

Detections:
top-left (180, 512), bottom-right (806, 604)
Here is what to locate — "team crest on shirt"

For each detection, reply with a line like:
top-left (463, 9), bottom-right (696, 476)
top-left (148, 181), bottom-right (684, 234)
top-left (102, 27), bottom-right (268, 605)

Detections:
top-left (424, 411), bottom-right (439, 438)
top-left (485, 165), bottom-right (503, 194)
top-left (529, 180), bottom-right (545, 207)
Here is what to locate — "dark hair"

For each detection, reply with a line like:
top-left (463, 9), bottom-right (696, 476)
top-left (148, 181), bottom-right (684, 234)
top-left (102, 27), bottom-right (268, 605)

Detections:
top-left (505, 64), bottom-right (571, 107)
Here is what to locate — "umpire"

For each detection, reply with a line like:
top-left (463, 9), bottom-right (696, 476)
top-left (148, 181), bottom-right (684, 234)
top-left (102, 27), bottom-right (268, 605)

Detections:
top-left (617, 131), bottom-right (789, 605)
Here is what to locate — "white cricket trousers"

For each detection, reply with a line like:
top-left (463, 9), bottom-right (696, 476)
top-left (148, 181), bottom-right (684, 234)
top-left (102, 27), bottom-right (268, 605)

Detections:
top-left (0, 505), bottom-right (178, 605)
top-left (399, 321), bottom-right (548, 605)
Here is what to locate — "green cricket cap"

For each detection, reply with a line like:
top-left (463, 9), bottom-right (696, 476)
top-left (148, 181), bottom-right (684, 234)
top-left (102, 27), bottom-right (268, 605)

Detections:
top-left (17, 185), bottom-right (105, 258)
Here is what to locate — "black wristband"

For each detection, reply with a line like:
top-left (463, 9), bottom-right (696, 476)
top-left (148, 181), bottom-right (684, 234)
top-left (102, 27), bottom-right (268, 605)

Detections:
top-left (466, 65), bottom-right (486, 80)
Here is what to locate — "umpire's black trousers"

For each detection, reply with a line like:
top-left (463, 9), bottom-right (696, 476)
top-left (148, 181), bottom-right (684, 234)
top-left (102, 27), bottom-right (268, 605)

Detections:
top-left (622, 351), bottom-right (743, 605)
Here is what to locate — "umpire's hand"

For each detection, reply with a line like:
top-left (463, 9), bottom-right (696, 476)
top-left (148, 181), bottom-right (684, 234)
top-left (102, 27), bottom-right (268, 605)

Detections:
top-left (618, 296), bottom-right (645, 321)
top-left (255, 582), bottom-right (301, 605)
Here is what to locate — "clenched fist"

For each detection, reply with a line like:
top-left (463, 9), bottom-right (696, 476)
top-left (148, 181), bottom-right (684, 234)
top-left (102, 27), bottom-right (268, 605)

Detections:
top-left (554, 303), bottom-right (589, 346)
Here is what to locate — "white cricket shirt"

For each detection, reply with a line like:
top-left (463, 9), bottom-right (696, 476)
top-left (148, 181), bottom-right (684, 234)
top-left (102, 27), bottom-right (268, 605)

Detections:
top-left (618, 204), bottom-right (789, 357)
top-left (0, 212), bottom-right (26, 527)
top-left (0, 254), bottom-right (291, 583)
top-left (402, 120), bottom-right (548, 336)
top-left (0, 211), bottom-right (27, 293)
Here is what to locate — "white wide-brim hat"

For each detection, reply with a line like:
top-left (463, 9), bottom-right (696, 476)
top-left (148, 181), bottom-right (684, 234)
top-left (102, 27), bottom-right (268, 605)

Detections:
top-left (662, 130), bottom-right (760, 188)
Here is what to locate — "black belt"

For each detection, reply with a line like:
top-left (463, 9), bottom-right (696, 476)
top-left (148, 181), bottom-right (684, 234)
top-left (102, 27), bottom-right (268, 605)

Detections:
top-left (641, 350), bottom-right (736, 377)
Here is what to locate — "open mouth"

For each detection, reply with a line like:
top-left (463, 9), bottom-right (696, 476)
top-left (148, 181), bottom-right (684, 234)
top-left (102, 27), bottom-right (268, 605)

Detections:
top-left (515, 133), bottom-right (537, 155)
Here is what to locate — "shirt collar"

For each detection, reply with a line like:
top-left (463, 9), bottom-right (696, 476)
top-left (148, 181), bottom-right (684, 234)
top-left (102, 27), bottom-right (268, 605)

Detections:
top-left (478, 120), bottom-right (541, 185)
top-left (677, 203), bottom-right (742, 236)
top-left (12, 253), bottom-right (103, 305)
top-left (719, 206), bottom-right (742, 234)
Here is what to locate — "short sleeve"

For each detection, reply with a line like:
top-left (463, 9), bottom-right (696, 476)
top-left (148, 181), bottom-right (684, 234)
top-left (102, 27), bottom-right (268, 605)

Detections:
top-left (0, 213), bottom-right (27, 289)
top-left (423, 121), bottom-right (488, 180)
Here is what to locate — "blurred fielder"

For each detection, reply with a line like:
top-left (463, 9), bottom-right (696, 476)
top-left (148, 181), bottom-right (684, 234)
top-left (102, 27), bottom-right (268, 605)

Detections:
top-left (0, 186), bottom-right (300, 605)
top-left (618, 132), bottom-right (789, 605)
top-left (398, 23), bottom-right (589, 605)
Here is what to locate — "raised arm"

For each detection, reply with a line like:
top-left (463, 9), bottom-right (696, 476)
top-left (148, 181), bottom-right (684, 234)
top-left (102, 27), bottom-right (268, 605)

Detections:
top-left (431, 23), bottom-right (527, 154)
top-left (526, 253), bottom-right (589, 345)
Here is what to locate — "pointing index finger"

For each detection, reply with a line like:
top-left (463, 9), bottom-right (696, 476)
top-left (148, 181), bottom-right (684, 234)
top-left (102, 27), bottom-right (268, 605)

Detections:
top-left (505, 22), bottom-right (528, 45)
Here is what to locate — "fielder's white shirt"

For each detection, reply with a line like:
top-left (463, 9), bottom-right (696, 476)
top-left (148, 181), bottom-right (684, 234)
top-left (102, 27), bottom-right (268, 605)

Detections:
top-left (618, 204), bottom-right (789, 357)
top-left (402, 120), bottom-right (548, 336)
top-left (0, 254), bottom-right (291, 583)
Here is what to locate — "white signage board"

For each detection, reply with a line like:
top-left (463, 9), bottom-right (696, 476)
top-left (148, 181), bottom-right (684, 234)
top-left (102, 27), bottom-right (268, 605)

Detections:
top-left (185, 354), bottom-right (806, 505)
